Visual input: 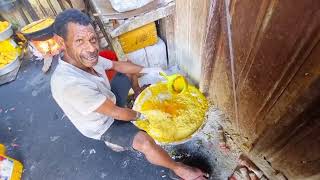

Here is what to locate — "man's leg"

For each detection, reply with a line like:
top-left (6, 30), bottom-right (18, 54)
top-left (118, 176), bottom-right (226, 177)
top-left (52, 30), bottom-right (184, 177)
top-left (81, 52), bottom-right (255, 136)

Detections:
top-left (132, 131), bottom-right (207, 180)
top-left (111, 72), bottom-right (141, 107)
top-left (111, 72), bottom-right (132, 107)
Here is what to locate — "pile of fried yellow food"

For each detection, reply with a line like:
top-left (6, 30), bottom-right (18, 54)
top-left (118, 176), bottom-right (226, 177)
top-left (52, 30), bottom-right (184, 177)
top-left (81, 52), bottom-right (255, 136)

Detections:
top-left (0, 21), bottom-right (9, 32)
top-left (133, 82), bottom-right (208, 143)
top-left (0, 21), bottom-right (20, 68)
top-left (0, 39), bottom-right (21, 68)
top-left (21, 18), bottom-right (54, 34)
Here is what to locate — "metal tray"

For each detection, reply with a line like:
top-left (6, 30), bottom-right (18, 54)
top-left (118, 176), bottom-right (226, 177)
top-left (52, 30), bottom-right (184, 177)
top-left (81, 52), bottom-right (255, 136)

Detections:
top-left (0, 56), bottom-right (20, 85)
top-left (0, 23), bottom-right (13, 41)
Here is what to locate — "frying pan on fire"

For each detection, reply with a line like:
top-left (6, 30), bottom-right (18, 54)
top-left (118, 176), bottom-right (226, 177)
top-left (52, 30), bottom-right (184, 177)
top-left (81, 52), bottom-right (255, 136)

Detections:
top-left (21, 18), bottom-right (55, 41)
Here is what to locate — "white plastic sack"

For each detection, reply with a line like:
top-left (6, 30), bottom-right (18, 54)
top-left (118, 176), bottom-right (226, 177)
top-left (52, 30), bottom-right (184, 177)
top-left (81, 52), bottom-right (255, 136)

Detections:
top-left (109, 0), bottom-right (154, 13)
top-left (127, 37), bottom-right (167, 69)
top-left (127, 48), bottom-right (149, 67)
top-left (145, 37), bottom-right (168, 69)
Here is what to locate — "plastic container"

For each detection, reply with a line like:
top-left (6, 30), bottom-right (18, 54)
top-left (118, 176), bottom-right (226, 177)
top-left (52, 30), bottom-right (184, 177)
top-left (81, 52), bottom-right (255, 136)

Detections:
top-left (119, 22), bottom-right (158, 54)
top-left (0, 144), bottom-right (23, 180)
top-left (109, 0), bottom-right (153, 13)
top-left (160, 72), bottom-right (188, 94)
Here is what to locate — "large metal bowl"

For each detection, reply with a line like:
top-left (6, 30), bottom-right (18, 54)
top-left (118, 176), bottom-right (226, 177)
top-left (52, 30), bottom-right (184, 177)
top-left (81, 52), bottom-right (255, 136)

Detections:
top-left (132, 83), bottom-right (208, 146)
top-left (0, 55), bottom-right (20, 85)
top-left (21, 18), bottom-right (55, 41)
top-left (0, 23), bottom-right (13, 41)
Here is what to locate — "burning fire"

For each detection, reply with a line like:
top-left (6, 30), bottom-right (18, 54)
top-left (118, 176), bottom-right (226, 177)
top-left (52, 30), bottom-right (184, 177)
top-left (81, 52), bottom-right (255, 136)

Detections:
top-left (31, 37), bottom-right (60, 57)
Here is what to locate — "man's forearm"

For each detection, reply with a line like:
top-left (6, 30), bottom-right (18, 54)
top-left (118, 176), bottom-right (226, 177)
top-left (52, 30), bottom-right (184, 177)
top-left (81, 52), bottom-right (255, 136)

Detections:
top-left (95, 99), bottom-right (138, 121)
top-left (112, 61), bottom-right (143, 74)
top-left (111, 106), bottom-right (137, 121)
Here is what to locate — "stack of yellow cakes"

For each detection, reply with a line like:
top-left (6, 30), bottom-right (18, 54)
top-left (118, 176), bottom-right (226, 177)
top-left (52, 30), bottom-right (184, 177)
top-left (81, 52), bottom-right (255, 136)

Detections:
top-left (0, 21), bottom-right (20, 68)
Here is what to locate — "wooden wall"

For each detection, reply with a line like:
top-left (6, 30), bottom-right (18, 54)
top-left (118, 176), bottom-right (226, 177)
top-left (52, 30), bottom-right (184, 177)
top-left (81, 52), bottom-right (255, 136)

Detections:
top-left (200, 0), bottom-right (320, 179)
top-left (0, 0), bottom-right (76, 28)
top-left (174, 0), bottom-right (210, 83)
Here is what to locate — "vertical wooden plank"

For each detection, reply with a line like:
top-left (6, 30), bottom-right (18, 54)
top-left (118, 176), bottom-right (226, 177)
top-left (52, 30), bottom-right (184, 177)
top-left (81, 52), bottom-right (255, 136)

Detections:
top-left (251, 41), bottom-right (320, 179)
top-left (231, 0), bottom-right (270, 82)
top-left (268, 94), bottom-right (320, 179)
top-left (200, 0), bottom-right (222, 94)
top-left (21, 0), bottom-right (39, 21)
top-left (159, 14), bottom-right (176, 67)
top-left (208, 0), bottom-right (238, 130)
top-left (1, 8), bottom-right (27, 28)
top-left (232, 0), bottom-right (320, 143)
top-left (175, 0), bottom-right (190, 77)
top-left (175, 0), bottom-right (209, 83)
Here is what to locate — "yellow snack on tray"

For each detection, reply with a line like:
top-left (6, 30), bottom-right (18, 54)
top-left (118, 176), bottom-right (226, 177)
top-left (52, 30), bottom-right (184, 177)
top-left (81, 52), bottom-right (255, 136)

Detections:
top-left (0, 39), bottom-right (20, 68)
top-left (0, 21), bottom-right (9, 32)
top-left (133, 82), bottom-right (208, 143)
top-left (21, 18), bottom-right (54, 34)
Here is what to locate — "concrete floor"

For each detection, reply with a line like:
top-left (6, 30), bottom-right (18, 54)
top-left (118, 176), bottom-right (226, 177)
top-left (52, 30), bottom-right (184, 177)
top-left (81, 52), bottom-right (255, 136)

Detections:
top-left (0, 58), bottom-right (238, 180)
top-left (0, 59), bottom-right (172, 180)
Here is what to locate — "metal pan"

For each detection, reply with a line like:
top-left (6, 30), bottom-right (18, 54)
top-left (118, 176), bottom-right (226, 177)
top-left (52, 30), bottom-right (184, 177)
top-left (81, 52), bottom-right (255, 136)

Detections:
top-left (21, 18), bottom-right (54, 41)
top-left (132, 83), bottom-right (209, 146)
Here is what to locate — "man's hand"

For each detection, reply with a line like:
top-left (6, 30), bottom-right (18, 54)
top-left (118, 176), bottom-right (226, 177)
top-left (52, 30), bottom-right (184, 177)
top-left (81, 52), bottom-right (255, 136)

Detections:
top-left (134, 112), bottom-right (147, 121)
top-left (140, 67), bottom-right (164, 75)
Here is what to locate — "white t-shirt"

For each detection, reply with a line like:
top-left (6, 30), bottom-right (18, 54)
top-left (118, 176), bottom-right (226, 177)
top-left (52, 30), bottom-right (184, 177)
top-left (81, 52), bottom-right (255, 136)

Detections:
top-left (51, 56), bottom-right (115, 140)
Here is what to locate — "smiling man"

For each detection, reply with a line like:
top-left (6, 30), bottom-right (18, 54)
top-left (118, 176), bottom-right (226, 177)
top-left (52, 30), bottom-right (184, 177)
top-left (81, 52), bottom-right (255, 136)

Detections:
top-left (50, 9), bottom-right (207, 180)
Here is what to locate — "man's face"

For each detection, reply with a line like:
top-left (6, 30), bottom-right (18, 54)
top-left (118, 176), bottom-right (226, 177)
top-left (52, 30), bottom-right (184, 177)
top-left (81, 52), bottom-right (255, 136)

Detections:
top-left (64, 23), bottom-right (99, 68)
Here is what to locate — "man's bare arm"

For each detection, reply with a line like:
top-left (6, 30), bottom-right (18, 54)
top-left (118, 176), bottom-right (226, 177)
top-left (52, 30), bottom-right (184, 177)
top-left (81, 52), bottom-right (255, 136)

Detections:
top-left (95, 99), bottom-right (137, 121)
top-left (112, 61), bottom-right (143, 74)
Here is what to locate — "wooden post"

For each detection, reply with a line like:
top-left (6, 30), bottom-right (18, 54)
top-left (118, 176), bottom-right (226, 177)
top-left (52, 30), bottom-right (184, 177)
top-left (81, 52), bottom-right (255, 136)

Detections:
top-left (199, 0), bottom-right (222, 94)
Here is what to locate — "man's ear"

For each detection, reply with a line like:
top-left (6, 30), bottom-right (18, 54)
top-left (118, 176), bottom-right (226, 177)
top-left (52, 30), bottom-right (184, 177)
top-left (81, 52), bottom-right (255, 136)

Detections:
top-left (53, 34), bottom-right (66, 51)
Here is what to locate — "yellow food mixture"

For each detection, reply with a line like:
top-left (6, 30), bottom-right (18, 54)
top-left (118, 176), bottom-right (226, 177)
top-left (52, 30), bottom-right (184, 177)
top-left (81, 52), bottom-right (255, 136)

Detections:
top-left (133, 82), bottom-right (208, 143)
top-left (0, 21), bottom-right (9, 32)
top-left (21, 18), bottom-right (54, 34)
top-left (0, 39), bottom-right (20, 68)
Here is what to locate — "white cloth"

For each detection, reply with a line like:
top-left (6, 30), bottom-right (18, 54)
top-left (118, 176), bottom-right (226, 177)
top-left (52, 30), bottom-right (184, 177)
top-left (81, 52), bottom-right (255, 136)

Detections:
top-left (51, 56), bottom-right (116, 140)
top-left (140, 67), bottom-right (164, 74)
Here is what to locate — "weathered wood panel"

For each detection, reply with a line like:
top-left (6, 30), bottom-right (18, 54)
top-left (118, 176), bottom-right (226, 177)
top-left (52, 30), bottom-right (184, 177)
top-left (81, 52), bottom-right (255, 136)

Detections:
top-left (175, 0), bottom-right (210, 83)
top-left (253, 42), bottom-right (320, 179)
top-left (235, 0), bottom-right (320, 144)
top-left (158, 14), bottom-right (176, 67)
top-left (201, 0), bottom-right (320, 179)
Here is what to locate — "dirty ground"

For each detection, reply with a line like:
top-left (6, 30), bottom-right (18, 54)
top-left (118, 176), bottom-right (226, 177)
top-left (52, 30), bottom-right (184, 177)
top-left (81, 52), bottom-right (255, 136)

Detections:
top-left (0, 58), bottom-right (238, 180)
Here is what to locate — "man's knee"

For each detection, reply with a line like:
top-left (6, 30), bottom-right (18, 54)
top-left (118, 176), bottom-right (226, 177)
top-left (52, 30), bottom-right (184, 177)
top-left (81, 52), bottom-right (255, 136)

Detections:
top-left (132, 131), bottom-right (155, 151)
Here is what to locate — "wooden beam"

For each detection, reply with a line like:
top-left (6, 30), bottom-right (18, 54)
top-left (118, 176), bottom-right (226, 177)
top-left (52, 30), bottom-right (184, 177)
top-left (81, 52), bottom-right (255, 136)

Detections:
top-left (88, 0), bottom-right (126, 61)
top-left (109, 2), bottom-right (175, 38)
top-left (21, 0), bottom-right (39, 21)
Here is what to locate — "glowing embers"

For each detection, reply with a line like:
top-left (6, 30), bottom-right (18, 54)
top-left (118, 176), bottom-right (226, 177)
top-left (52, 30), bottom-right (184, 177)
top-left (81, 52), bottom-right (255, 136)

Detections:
top-left (31, 37), bottom-right (60, 57)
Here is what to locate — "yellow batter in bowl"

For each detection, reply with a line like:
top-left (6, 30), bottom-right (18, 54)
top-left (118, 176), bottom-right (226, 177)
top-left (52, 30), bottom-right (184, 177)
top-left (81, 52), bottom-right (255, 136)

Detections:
top-left (0, 21), bottom-right (9, 32)
top-left (133, 82), bottom-right (208, 144)
top-left (21, 18), bottom-right (54, 34)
